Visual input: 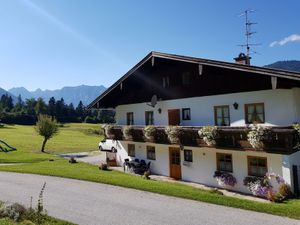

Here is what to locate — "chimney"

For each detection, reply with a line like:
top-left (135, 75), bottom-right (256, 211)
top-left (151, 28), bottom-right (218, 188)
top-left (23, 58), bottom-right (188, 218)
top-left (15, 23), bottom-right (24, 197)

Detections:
top-left (234, 53), bottom-right (251, 65)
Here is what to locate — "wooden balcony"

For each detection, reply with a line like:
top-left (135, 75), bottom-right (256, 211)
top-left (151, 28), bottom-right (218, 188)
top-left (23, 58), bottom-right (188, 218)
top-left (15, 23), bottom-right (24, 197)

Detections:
top-left (104, 125), bottom-right (300, 155)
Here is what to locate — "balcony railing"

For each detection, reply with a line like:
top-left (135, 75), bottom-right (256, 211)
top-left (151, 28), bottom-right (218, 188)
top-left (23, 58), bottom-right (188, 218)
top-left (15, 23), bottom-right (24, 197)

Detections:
top-left (104, 125), bottom-right (300, 155)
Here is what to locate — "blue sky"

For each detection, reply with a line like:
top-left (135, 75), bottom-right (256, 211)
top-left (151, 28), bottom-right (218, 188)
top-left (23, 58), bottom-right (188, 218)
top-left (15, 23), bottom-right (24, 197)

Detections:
top-left (1, 0), bottom-right (299, 91)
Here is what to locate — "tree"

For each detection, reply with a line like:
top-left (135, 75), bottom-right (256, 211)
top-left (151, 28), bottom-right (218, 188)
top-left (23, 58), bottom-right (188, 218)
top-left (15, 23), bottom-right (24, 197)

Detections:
top-left (48, 97), bottom-right (56, 117)
top-left (35, 98), bottom-right (47, 115)
top-left (35, 114), bottom-right (59, 152)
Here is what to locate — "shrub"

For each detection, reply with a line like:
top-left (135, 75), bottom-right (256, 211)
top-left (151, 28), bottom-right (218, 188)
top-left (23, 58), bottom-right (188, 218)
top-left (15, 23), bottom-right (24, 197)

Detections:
top-left (69, 157), bottom-right (77, 164)
top-left (278, 183), bottom-right (292, 199)
top-left (213, 171), bottom-right (237, 187)
top-left (247, 125), bottom-right (271, 150)
top-left (165, 126), bottom-right (183, 144)
top-left (99, 163), bottom-right (108, 170)
top-left (142, 170), bottom-right (151, 180)
top-left (143, 125), bottom-right (157, 140)
top-left (198, 126), bottom-right (218, 146)
top-left (0, 203), bottom-right (27, 221)
top-left (122, 125), bottom-right (134, 140)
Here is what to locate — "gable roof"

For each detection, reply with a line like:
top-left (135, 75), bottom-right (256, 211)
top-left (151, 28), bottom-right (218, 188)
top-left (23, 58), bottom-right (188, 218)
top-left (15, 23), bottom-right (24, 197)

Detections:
top-left (88, 51), bottom-right (300, 109)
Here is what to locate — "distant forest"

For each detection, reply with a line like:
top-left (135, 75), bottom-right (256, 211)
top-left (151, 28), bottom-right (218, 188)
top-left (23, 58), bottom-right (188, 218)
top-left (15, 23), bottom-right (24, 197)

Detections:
top-left (0, 94), bottom-right (115, 125)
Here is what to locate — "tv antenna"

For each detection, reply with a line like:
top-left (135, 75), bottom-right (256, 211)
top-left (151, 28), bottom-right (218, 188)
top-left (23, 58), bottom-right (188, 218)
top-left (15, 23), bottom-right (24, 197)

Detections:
top-left (238, 9), bottom-right (261, 57)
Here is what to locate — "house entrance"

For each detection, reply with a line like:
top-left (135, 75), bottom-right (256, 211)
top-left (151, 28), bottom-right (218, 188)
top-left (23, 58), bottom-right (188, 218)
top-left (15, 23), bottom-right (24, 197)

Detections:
top-left (168, 109), bottom-right (180, 125)
top-left (169, 147), bottom-right (181, 180)
top-left (293, 165), bottom-right (300, 196)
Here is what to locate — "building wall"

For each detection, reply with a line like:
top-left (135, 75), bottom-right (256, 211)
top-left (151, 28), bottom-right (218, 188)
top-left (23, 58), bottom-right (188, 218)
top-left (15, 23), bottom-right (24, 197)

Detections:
top-left (282, 151), bottom-right (300, 192)
top-left (114, 140), bottom-right (284, 194)
top-left (292, 88), bottom-right (300, 123)
top-left (115, 88), bottom-right (299, 126)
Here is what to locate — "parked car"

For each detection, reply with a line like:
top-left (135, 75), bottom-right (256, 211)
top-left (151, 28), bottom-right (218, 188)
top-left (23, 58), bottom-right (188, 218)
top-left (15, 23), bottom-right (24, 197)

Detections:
top-left (99, 139), bottom-right (117, 152)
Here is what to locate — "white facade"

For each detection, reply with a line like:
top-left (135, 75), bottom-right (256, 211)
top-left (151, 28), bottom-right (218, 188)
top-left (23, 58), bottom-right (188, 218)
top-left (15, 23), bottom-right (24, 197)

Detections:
top-left (116, 88), bottom-right (300, 126)
top-left (112, 140), bottom-right (300, 194)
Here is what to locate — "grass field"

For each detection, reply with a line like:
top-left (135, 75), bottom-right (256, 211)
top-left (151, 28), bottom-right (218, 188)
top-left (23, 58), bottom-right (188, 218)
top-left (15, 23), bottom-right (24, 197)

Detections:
top-left (0, 124), bottom-right (300, 220)
top-left (0, 123), bottom-right (102, 163)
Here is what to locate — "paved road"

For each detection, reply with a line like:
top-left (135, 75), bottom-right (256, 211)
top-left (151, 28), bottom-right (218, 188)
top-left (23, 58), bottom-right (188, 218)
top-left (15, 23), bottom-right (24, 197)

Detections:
top-left (0, 172), bottom-right (298, 225)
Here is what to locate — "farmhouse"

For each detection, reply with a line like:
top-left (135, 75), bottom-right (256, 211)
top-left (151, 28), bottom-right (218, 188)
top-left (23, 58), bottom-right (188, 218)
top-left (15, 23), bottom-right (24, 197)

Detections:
top-left (89, 51), bottom-right (300, 195)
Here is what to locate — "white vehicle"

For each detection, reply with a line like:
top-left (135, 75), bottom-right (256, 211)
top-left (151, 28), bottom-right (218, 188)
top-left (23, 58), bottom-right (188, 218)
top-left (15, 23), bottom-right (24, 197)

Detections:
top-left (99, 139), bottom-right (117, 152)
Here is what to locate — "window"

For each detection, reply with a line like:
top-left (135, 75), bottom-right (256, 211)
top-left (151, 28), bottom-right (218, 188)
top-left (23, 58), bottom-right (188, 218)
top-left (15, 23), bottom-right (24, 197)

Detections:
top-left (182, 108), bottom-right (191, 120)
top-left (184, 150), bottom-right (193, 162)
top-left (248, 156), bottom-right (267, 177)
top-left (128, 144), bottom-right (135, 157)
top-left (182, 72), bottom-right (191, 86)
top-left (162, 76), bottom-right (170, 88)
top-left (147, 146), bottom-right (156, 160)
top-left (126, 112), bottom-right (134, 125)
top-left (145, 111), bottom-right (154, 125)
top-left (245, 103), bottom-right (265, 124)
top-left (216, 153), bottom-right (233, 172)
top-left (214, 105), bottom-right (230, 126)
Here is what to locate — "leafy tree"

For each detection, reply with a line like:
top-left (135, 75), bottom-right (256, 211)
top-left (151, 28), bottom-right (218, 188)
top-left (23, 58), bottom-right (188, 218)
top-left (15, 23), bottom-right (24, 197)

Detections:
top-left (25, 98), bottom-right (37, 115)
top-left (35, 114), bottom-right (59, 152)
top-left (13, 95), bottom-right (24, 112)
top-left (48, 97), bottom-right (56, 117)
top-left (35, 97), bottom-right (48, 115)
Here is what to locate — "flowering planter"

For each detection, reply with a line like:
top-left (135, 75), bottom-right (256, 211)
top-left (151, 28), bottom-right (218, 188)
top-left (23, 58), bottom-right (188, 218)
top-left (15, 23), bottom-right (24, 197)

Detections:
top-left (144, 136), bottom-right (156, 143)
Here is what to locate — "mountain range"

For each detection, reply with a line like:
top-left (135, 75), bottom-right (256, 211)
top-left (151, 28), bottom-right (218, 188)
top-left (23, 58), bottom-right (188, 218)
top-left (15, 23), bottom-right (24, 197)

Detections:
top-left (8, 85), bottom-right (106, 106)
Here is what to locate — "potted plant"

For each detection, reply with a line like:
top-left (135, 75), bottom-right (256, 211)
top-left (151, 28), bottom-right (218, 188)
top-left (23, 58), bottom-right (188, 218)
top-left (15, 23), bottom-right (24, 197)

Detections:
top-left (198, 126), bottom-right (218, 146)
top-left (143, 125), bottom-right (157, 142)
top-left (247, 125), bottom-right (271, 150)
top-left (243, 176), bottom-right (270, 197)
top-left (122, 125), bottom-right (134, 140)
top-left (213, 171), bottom-right (237, 187)
top-left (165, 126), bottom-right (183, 144)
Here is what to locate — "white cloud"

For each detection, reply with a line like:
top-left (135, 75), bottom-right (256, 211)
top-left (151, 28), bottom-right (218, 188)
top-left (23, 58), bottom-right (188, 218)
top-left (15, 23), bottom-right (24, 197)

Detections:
top-left (270, 34), bottom-right (300, 47)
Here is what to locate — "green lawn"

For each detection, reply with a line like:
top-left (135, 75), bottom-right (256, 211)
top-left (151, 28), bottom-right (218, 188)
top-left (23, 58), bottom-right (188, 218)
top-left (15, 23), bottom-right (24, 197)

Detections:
top-left (0, 124), bottom-right (300, 220)
top-left (0, 123), bottom-right (102, 163)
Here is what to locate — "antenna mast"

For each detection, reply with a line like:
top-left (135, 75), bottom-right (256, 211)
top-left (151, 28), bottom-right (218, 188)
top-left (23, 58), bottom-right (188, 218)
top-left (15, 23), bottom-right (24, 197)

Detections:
top-left (239, 9), bottom-right (260, 57)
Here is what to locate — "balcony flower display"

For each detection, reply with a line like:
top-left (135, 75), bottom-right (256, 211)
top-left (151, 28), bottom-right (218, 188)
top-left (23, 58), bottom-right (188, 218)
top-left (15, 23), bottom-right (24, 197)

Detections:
top-left (143, 125), bottom-right (157, 141)
top-left (198, 126), bottom-right (218, 146)
top-left (213, 171), bottom-right (237, 187)
top-left (165, 126), bottom-right (183, 144)
top-left (103, 124), bottom-right (115, 139)
top-left (247, 125), bottom-right (271, 150)
top-left (122, 125), bottom-right (134, 140)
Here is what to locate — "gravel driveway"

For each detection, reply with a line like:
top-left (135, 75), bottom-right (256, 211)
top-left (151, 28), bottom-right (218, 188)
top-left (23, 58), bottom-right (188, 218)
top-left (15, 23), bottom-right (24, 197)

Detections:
top-left (0, 172), bottom-right (298, 225)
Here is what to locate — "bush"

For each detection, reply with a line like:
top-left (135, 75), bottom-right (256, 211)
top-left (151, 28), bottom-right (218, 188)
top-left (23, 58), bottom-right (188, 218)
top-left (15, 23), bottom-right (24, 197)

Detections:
top-left (0, 203), bottom-right (27, 221)
top-left (198, 126), bottom-right (218, 146)
top-left (142, 170), bottom-right (151, 180)
top-left (99, 163), bottom-right (108, 170)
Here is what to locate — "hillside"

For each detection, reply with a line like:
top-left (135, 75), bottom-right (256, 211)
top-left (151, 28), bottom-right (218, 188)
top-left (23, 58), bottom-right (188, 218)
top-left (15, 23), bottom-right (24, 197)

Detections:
top-left (265, 60), bottom-right (300, 72)
top-left (8, 85), bottom-right (106, 106)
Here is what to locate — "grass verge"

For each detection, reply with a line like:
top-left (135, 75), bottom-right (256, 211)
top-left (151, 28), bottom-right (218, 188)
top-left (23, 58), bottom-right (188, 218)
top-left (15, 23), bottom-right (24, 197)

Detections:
top-left (0, 159), bottom-right (299, 220)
